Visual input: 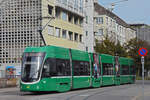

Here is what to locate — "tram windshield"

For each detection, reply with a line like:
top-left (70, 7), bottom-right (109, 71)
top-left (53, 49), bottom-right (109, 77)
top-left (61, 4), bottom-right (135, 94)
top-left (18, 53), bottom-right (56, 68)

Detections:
top-left (21, 52), bottom-right (45, 82)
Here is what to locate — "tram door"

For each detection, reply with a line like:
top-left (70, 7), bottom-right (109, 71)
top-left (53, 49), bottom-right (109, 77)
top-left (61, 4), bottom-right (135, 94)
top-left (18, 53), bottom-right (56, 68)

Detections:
top-left (114, 56), bottom-right (120, 85)
top-left (92, 53), bottom-right (102, 87)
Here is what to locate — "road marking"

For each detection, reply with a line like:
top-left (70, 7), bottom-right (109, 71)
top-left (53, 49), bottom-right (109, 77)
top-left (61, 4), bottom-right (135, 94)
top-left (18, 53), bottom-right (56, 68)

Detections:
top-left (79, 94), bottom-right (89, 97)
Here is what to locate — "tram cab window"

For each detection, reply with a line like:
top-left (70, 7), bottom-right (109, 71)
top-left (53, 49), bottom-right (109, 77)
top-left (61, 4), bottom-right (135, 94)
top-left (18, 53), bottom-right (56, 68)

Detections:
top-left (121, 65), bottom-right (129, 75)
top-left (73, 61), bottom-right (90, 76)
top-left (102, 63), bottom-right (113, 75)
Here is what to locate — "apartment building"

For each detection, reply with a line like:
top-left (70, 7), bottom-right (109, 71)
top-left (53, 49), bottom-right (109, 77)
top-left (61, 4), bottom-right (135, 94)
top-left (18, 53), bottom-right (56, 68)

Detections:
top-left (130, 24), bottom-right (150, 44)
top-left (44, 0), bottom-right (85, 51)
top-left (83, 0), bottom-right (95, 52)
top-left (0, 0), bottom-right (95, 73)
top-left (0, 0), bottom-right (43, 71)
top-left (46, 0), bottom-right (95, 52)
top-left (93, 2), bottom-right (136, 45)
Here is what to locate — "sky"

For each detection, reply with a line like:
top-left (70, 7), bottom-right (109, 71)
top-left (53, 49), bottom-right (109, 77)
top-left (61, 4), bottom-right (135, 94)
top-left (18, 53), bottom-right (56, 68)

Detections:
top-left (98, 0), bottom-right (150, 25)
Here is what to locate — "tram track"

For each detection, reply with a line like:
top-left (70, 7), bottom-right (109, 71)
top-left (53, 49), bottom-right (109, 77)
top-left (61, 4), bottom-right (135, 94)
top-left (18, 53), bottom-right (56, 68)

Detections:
top-left (66, 84), bottom-right (134, 100)
top-left (28, 84), bottom-right (135, 100)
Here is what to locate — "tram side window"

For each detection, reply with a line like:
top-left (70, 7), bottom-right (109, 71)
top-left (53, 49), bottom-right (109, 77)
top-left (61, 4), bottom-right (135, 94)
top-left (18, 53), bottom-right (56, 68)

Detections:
top-left (73, 61), bottom-right (90, 76)
top-left (42, 58), bottom-right (56, 77)
top-left (121, 65), bottom-right (129, 75)
top-left (56, 59), bottom-right (71, 76)
top-left (42, 58), bottom-right (71, 77)
top-left (85, 62), bottom-right (90, 75)
top-left (102, 63), bottom-right (113, 75)
top-left (131, 66), bottom-right (136, 75)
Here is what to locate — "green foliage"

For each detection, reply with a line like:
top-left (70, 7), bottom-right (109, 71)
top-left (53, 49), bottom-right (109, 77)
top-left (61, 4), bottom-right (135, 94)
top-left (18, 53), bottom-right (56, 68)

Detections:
top-left (95, 36), bottom-right (127, 57)
top-left (125, 38), bottom-right (150, 76)
top-left (95, 37), bottom-right (150, 77)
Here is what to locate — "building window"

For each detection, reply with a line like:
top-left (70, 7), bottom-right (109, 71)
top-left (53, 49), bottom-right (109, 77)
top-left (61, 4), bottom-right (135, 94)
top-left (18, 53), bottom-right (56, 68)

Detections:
top-left (94, 32), bottom-right (98, 36)
top-left (69, 31), bottom-right (73, 40)
top-left (96, 17), bottom-right (103, 24)
top-left (74, 0), bottom-right (78, 10)
top-left (106, 17), bottom-right (108, 25)
top-left (55, 27), bottom-right (60, 37)
top-left (68, 13), bottom-right (73, 23)
top-left (86, 31), bottom-right (88, 36)
top-left (86, 16), bottom-right (88, 24)
top-left (113, 21), bottom-right (115, 28)
top-left (97, 29), bottom-right (103, 35)
top-left (79, 35), bottom-right (83, 42)
top-left (74, 33), bottom-right (78, 41)
top-left (79, 0), bottom-right (83, 13)
top-left (62, 11), bottom-right (67, 21)
top-left (48, 26), bottom-right (54, 35)
top-left (48, 5), bottom-right (53, 15)
top-left (74, 16), bottom-right (78, 25)
top-left (62, 29), bottom-right (67, 38)
top-left (79, 18), bottom-right (83, 27)
top-left (110, 19), bottom-right (112, 26)
top-left (55, 8), bottom-right (60, 18)
top-left (62, 0), bottom-right (67, 5)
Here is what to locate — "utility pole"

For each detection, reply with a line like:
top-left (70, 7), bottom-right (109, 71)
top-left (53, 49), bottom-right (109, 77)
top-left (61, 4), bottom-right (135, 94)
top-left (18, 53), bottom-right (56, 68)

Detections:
top-left (141, 56), bottom-right (145, 100)
top-left (108, 0), bottom-right (128, 12)
top-left (138, 48), bottom-right (148, 100)
top-left (38, 16), bottom-right (55, 46)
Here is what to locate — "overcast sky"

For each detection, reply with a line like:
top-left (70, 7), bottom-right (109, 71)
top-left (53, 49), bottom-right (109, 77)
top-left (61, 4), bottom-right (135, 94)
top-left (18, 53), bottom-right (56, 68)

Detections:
top-left (99, 0), bottom-right (150, 25)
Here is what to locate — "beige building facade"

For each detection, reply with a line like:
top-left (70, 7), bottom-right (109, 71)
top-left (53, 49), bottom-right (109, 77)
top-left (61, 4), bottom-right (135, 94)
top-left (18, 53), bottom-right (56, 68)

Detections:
top-left (42, 0), bottom-right (85, 51)
top-left (93, 2), bottom-right (136, 45)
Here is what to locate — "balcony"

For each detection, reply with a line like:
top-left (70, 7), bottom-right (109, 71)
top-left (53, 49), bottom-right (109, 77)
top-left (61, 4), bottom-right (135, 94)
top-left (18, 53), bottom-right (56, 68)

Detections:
top-left (55, 0), bottom-right (84, 17)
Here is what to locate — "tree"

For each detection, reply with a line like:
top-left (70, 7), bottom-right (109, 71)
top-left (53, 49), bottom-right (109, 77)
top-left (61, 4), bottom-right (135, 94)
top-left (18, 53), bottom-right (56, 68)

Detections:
top-left (95, 36), bottom-right (116, 56)
top-left (125, 38), bottom-right (150, 76)
top-left (95, 36), bottom-right (150, 77)
top-left (115, 41), bottom-right (128, 57)
top-left (95, 36), bottom-right (127, 57)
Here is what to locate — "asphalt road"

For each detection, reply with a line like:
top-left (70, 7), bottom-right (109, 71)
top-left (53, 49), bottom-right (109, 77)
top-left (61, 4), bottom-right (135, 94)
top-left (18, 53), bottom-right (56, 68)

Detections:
top-left (0, 80), bottom-right (150, 100)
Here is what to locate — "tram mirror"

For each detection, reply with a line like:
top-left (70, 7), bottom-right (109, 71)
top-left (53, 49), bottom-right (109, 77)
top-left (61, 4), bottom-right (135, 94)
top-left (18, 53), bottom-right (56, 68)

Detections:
top-left (44, 65), bottom-right (48, 69)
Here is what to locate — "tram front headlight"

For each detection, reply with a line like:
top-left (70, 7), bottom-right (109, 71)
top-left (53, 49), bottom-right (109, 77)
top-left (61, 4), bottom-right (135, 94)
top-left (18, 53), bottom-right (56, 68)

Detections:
top-left (26, 86), bottom-right (30, 89)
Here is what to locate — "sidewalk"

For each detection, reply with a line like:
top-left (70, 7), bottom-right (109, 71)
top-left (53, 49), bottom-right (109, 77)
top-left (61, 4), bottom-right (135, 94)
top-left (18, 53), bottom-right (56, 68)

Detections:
top-left (0, 78), bottom-right (19, 88)
top-left (135, 92), bottom-right (150, 100)
top-left (0, 87), bottom-right (19, 93)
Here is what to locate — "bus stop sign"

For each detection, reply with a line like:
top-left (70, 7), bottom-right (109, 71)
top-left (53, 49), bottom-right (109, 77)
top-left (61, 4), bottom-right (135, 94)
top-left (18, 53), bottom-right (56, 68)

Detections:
top-left (138, 48), bottom-right (148, 57)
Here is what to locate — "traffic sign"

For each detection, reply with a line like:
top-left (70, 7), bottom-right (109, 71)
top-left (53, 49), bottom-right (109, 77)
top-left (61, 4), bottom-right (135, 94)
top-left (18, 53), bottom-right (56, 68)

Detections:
top-left (138, 48), bottom-right (148, 56)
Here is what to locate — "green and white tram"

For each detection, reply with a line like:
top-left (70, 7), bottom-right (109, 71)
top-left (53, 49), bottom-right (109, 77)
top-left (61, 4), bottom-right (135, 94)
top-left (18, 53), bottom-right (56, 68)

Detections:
top-left (20, 46), bottom-right (136, 92)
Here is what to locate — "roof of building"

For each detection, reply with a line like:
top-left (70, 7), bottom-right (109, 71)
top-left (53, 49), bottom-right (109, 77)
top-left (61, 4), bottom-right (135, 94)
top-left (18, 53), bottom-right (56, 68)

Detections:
top-left (94, 3), bottom-right (130, 28)
top-left (130, 24), bottom-right (148, 27)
